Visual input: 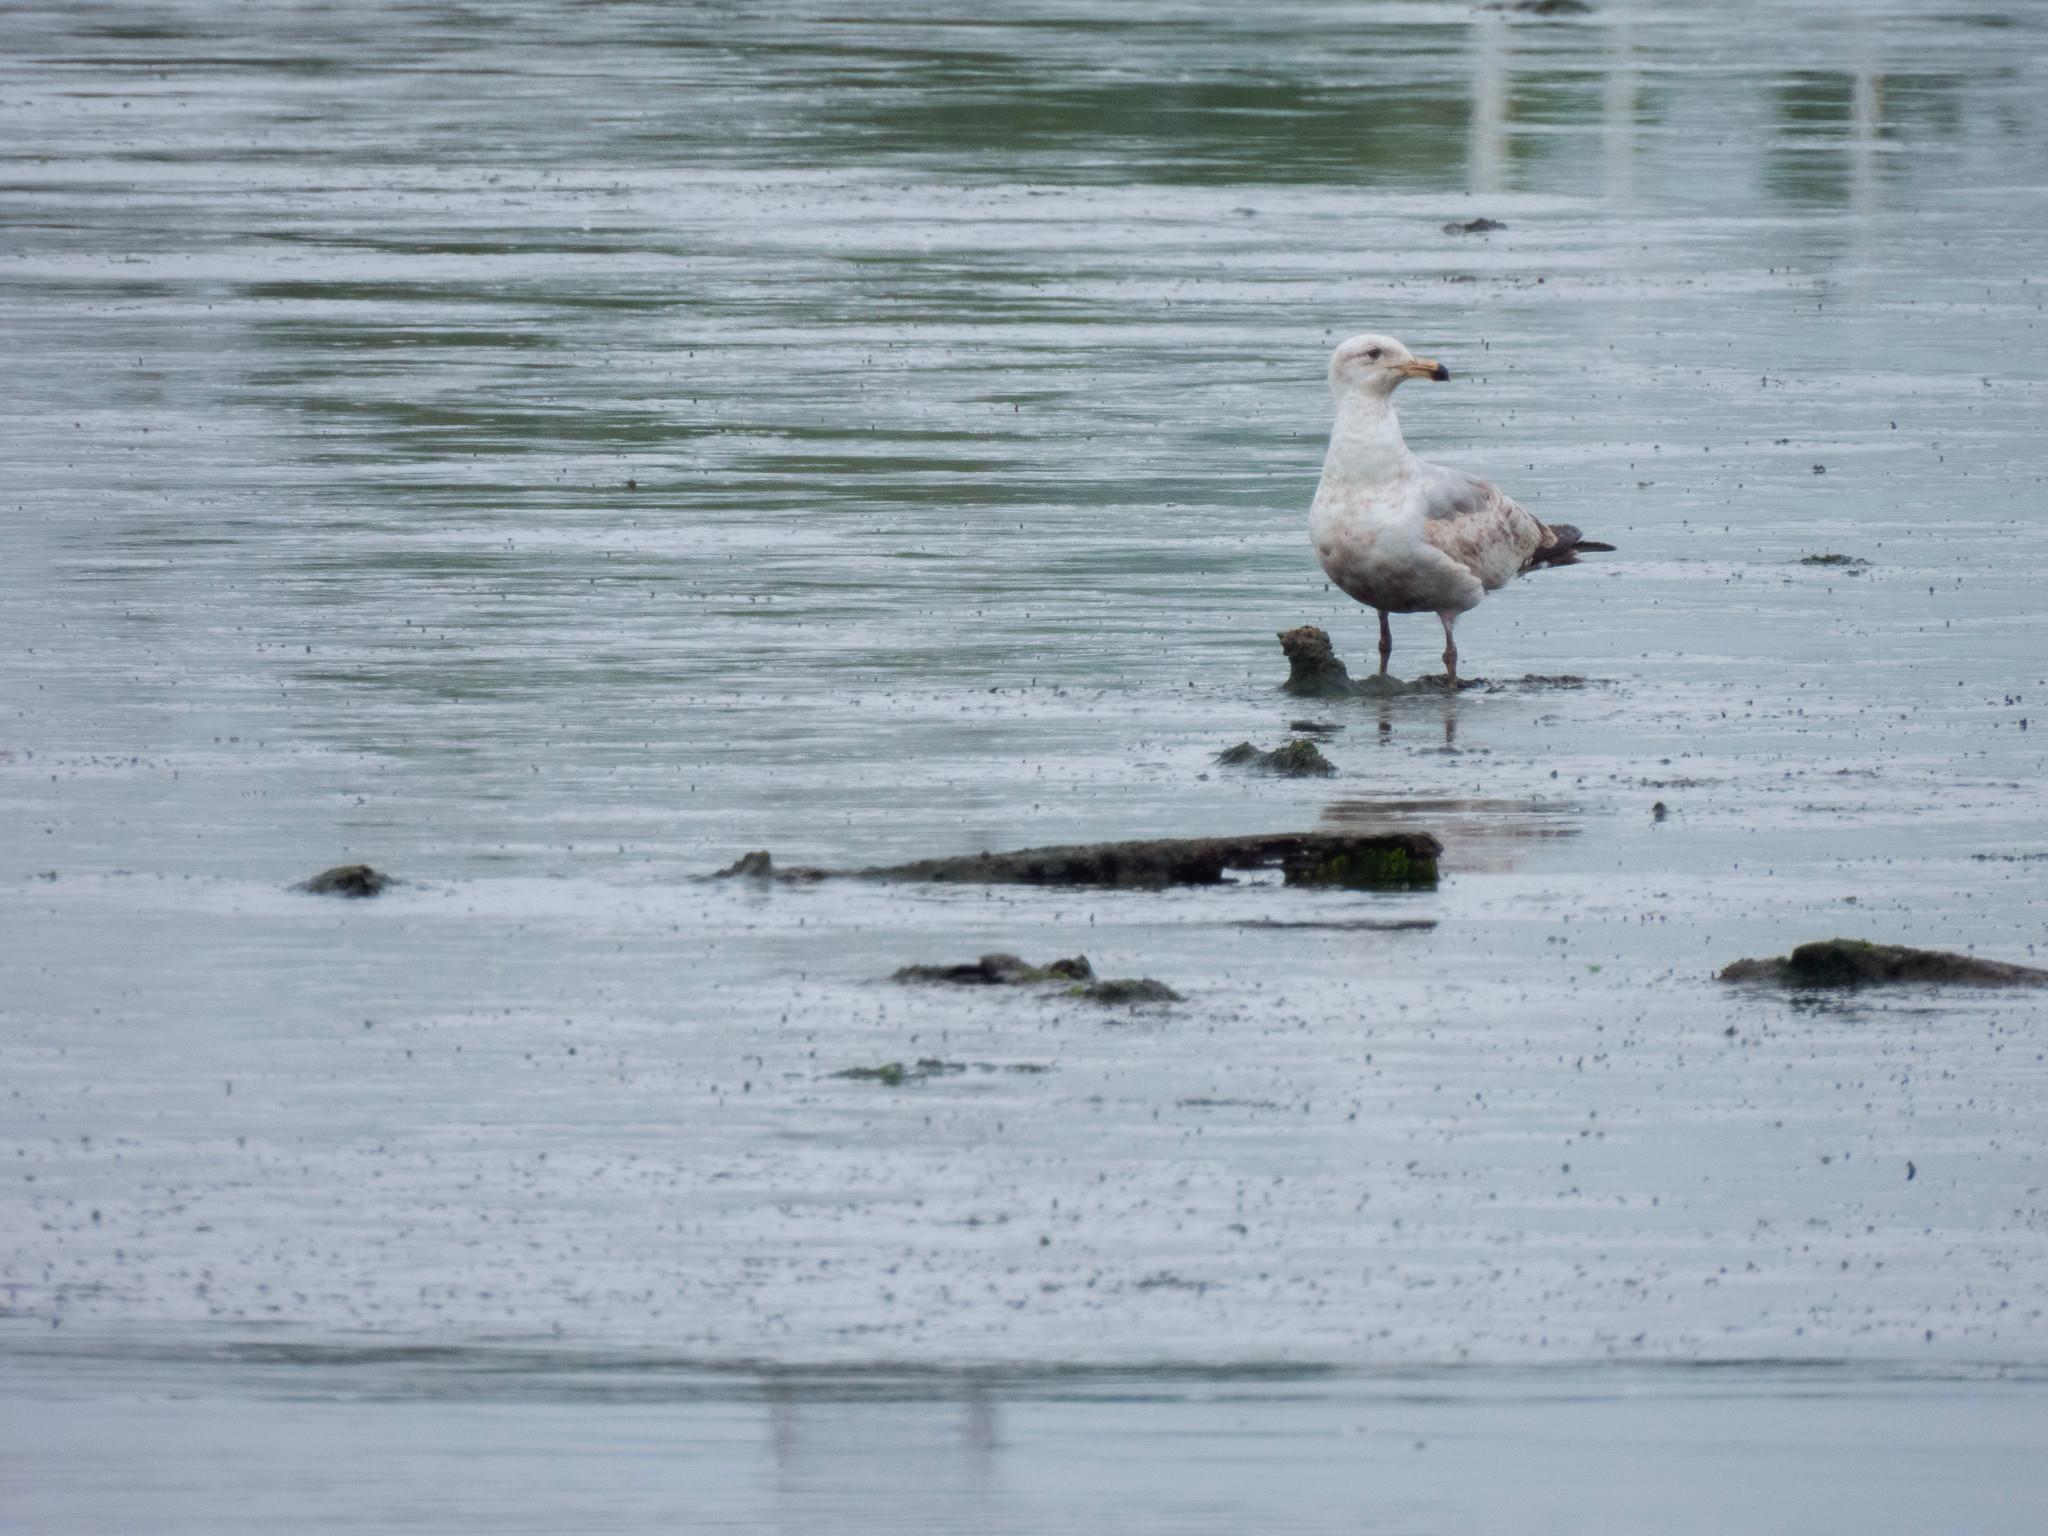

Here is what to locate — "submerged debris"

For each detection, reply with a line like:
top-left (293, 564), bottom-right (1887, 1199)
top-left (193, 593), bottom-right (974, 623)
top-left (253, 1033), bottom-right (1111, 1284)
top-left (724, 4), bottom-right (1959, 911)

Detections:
top-left (294, 864), bottom-right (392, 898)
top-left (716, 830), bottom-right (1440, 890)
top-left (1799, 553), bottom-right (1870, 570)
top-left (1134, 1272), bottom-right (1211, 1293)
top-left (1215, 738), bottom-right (1337, 777)
top-left (832, 1058), bottom-right (1049, 1086)
top-left (714, 849), bottom-right (802, 880)
top-left (1718, 939), bottom-right (2048, 988)
top-left (1443, 216), bottom-right (1509, 233)
top-left (834, 1061), bottom-right (911, 1086)
top-left (894, 953), bottom-right (1094, 986)
top-left (1232, 917), bottom-right (1437, 932)
top-left (892, 952), bottom-right (1177, 1004)
top-left (1511, 675), bottom-right (1598, 690)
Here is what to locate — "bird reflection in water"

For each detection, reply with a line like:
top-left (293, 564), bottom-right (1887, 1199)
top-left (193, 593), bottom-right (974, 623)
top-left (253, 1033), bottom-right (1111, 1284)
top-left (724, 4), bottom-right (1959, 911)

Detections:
top-left (1371, 696), bottom-right (1458, 748)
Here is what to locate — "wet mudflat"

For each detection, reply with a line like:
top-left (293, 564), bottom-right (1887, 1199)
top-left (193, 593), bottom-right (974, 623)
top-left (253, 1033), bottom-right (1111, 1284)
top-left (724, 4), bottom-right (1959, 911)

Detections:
top-left (2, 1), bottom-right (2046, 1530)
top-left (7, 1346), bottom-right (2048, 1536)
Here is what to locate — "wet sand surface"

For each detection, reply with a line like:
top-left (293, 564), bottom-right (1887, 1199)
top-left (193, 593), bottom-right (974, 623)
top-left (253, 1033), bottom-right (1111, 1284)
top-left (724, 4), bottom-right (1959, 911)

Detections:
top-left (3, 1), bottom-right (2046, 1529)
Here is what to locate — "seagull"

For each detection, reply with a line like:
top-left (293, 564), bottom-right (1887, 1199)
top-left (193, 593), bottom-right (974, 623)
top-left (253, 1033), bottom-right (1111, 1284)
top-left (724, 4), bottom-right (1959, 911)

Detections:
top-left (1309, 333), bottom-right (1610, 686)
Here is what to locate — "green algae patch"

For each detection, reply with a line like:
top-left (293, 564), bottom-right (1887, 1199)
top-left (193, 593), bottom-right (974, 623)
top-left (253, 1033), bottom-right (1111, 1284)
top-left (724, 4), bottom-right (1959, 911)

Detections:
top-left (834, 1062), bottom-right (909, 1086)
top-left (1291, 844), bottom-right (1435, 890)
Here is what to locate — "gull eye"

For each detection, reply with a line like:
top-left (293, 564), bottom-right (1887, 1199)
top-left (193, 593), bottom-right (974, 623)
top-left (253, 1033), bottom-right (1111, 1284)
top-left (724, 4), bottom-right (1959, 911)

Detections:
top-left (1366, 347), bottom-right (1383, 360)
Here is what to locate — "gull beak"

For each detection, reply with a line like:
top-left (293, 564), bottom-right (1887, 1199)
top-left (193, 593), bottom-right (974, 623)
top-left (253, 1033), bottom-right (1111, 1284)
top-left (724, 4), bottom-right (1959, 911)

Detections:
top-left (1401, 357), bottom-right (1451, 382)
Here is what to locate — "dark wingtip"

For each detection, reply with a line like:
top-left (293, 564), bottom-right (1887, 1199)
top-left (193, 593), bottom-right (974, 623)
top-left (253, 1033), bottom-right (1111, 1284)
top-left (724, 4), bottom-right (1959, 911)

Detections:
top-left (1430, 363), bottom-right (1450, 382)
top-left (1524, 526), bottom-right (1615, 572)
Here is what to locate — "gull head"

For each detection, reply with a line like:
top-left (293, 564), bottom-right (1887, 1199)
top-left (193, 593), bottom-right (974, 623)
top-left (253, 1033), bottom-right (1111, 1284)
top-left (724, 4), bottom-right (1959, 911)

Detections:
top-left (1329, 333), bottom-right (1450, 398)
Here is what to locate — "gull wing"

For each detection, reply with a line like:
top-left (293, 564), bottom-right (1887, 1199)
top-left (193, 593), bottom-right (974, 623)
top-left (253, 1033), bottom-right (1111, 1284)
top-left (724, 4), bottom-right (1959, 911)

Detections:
top-left (1407, 460), bottom-right (1547, 591)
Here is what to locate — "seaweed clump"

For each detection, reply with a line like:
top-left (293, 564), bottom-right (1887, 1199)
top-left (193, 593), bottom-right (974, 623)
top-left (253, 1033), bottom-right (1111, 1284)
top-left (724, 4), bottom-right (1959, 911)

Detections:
top-left (1215, 738), bottom-right (1336, 777)
top-left (1718, 939), bottom-right (2048, 988)
top-left (295, 864), bottom-right (392, 898)
top-left (833, 1059), bottom-right (966, 1087)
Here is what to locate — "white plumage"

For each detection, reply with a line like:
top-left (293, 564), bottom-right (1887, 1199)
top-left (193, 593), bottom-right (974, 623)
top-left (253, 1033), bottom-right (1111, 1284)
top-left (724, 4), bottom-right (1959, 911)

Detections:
top-left (1309, 332), bottom-right (1608, 685)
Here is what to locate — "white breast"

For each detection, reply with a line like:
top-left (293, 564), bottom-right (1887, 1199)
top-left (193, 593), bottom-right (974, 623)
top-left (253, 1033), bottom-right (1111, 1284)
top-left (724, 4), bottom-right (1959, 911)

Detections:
top-left (1310, 392), bottom-right (1486, 616)
top-left (1312, 476), bottom-right (1481, 615)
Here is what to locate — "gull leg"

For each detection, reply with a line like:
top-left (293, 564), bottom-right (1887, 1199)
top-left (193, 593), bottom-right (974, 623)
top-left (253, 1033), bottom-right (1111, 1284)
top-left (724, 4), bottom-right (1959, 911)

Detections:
top-left (1377, 610), bottom-right (1393, 676)
top-left (1438, 614), bottom-right (1458, 689)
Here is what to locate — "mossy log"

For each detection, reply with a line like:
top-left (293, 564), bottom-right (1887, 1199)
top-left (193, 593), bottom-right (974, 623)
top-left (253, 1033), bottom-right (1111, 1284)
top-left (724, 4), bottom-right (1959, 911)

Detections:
top-left (718, 831), bottom-right (1439, 891)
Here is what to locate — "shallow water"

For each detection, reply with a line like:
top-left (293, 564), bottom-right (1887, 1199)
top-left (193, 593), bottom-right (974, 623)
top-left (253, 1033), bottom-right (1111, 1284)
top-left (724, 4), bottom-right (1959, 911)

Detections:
top-left (3, 0), bottom-right (2047, 1528)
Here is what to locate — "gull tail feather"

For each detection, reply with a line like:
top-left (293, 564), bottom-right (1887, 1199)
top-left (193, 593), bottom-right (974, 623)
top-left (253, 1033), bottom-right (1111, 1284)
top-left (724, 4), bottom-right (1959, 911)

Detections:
top-left (1524, 522), bottom-right (1614, 571)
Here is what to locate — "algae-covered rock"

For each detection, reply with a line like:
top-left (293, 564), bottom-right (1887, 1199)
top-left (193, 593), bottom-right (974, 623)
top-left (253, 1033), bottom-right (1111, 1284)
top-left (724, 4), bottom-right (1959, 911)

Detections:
top-left (1719, 939), bottom-right (2048, 988)
top-left (295, 864), bottom-right (392, 898)
top-left (1215, 738), bottom-right (1336, 777)
top-left (1276, 627), bottom-right (1490, 695)
top-left (893, 953), bottom-right (1094, 986)
top-left (1799, 553), bottom-right (1870, 571)
top-left (1279, 626), bottom-right (1363, 698)
top-left (1443, 216), bottom-right (1509, 233)
top-left (713, 849), bottom-right (826, 882)
top-left (1075, 977), bottom-right (1182, 1005)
